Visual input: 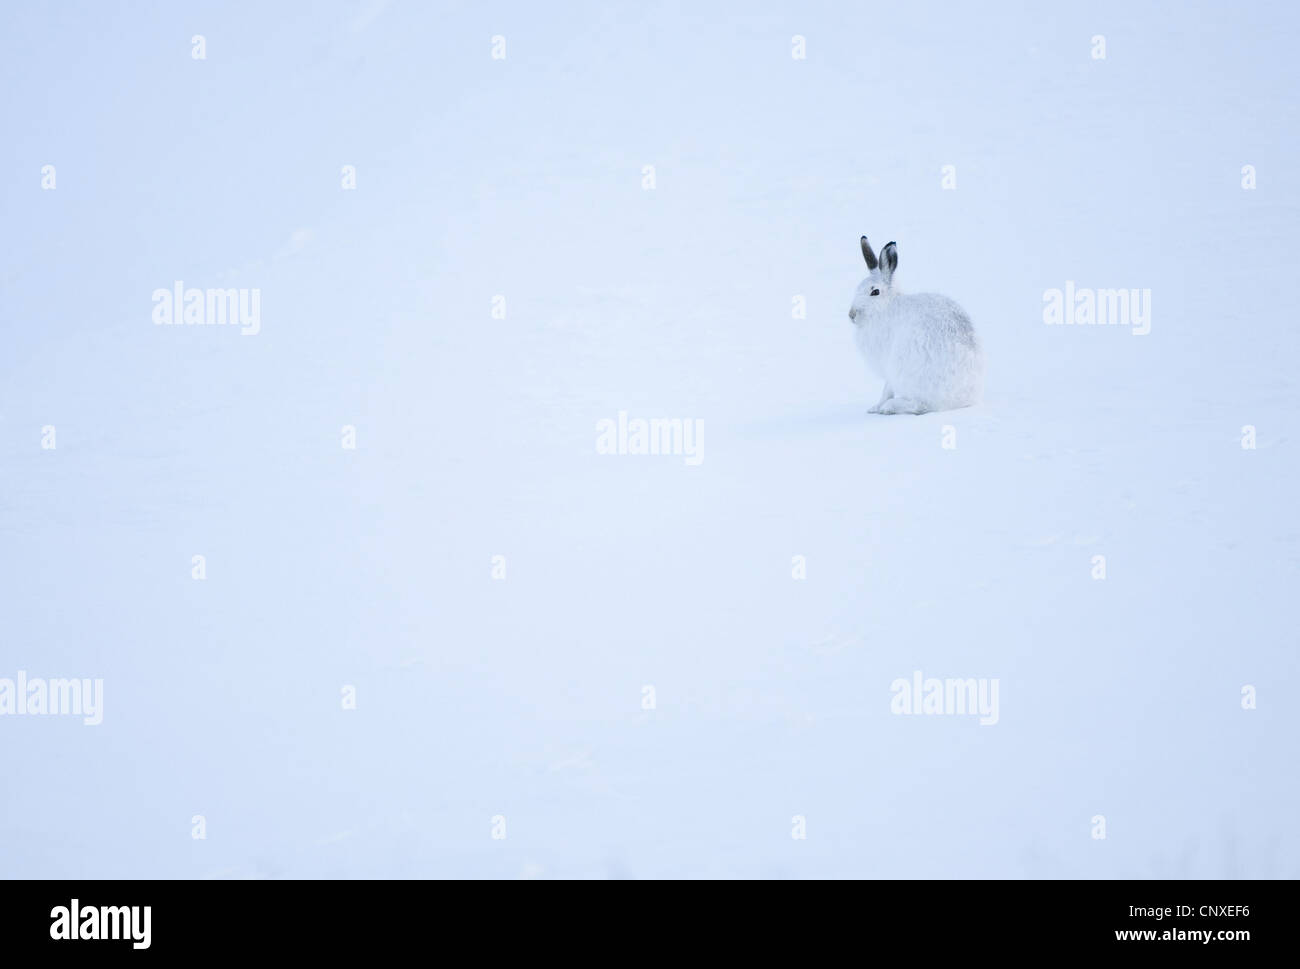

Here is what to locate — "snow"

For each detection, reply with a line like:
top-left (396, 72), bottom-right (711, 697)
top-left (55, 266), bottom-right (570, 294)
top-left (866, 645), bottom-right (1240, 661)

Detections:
top-left (1, 0), bottom-right (1297, 878)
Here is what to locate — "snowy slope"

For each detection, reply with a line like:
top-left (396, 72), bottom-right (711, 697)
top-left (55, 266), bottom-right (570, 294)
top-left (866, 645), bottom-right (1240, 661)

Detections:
top-left (1, 0), bottom-right (1297, 877)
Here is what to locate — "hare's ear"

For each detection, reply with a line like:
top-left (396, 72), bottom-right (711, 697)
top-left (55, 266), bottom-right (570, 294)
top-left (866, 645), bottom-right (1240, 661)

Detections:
top-left (860, 236), bottom-right (878, 270)
top-left (879, 241), bottom-right (898, 283)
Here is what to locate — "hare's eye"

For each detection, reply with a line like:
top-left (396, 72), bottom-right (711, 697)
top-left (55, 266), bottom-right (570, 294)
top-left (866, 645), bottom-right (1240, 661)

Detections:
top-left (870, 288), bottom-right (880, 296)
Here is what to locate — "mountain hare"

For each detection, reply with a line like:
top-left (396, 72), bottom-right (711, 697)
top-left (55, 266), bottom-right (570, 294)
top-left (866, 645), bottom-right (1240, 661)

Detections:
top-left (849, 236), bottom-right (983, 415)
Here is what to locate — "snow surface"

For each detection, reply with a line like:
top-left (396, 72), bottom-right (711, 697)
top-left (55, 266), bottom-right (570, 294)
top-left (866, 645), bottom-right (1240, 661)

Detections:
top-left (1, 0), bottom-right (1298, 878)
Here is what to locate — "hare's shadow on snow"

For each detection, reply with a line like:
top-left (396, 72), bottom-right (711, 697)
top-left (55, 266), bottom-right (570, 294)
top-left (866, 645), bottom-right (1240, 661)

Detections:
top-left (738, 401), bottom-right (995, 440)
top-left (737, 404), bottom-right (931, 439)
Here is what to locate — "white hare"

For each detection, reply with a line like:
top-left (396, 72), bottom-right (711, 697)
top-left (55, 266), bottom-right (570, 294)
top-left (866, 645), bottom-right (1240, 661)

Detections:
top-left (849, 236), bottom-right (984, 415)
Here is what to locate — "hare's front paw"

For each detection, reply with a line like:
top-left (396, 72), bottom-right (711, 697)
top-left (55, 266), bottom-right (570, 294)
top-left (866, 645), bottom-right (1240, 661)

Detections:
top-left (877, 397), bottom-right (929, 416)
top-left (868, 386), bottom-right (893, 415)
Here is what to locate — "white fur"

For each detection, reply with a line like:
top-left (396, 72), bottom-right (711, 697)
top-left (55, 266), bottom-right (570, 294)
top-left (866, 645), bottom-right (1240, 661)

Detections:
top-left (849, 239), bottom-right (984, 415)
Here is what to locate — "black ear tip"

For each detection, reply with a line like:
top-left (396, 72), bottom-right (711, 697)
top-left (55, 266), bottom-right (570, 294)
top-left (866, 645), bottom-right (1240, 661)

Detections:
top-left (861, 235), bottom-right (869, 241)
top-left (887, 240), bottom-right (896, 247)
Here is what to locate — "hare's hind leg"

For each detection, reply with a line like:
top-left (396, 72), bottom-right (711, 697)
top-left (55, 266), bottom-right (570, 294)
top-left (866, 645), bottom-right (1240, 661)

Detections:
top-left (867, 384), bottom-right (894, 414)
top-left (877, 397), bottom-right (928, 415)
